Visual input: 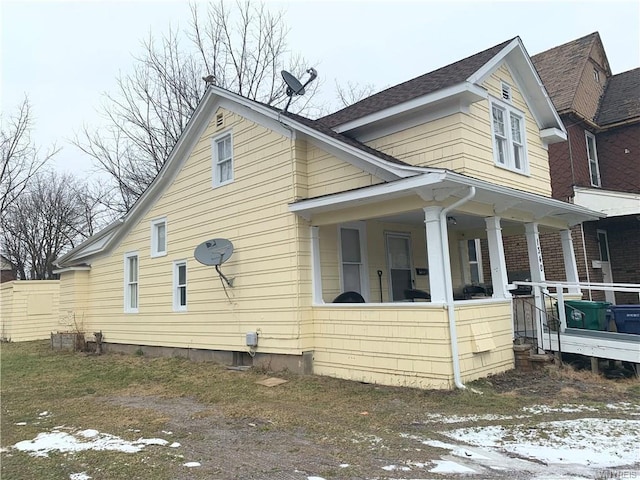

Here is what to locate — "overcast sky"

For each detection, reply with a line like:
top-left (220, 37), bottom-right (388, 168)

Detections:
top-left (1, 0), bottom-right (639, 178)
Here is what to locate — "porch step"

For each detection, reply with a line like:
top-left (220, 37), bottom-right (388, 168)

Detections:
top-left (530, 353), bottom-right (554, 364)
top-left (513, 343), bottom-right (554, 372)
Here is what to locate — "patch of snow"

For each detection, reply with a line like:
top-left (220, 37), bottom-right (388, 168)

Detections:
top-left (161, 430), bottom-right (172, 435)
top-left (0, 447), bottom-right (8, 453)
top-left (38, 411), bottom-right (49, 417)
top-left (307, 477), bottom-right (326, 480)
top-left (523, 404), bottom-right (599, 415)
top-left (12, 428), bottom-right (170, 457)
top-left (382, 465), bottom-right (397, 471)
top-left (429, 460), bottom-right (477, 473)
top-left (169, 442), bottom-right (181, 448)
top-left (14, 422), bottom-right (27, 426)
top-left (444, 418), bottom-right (640, 469)
top-left (183, 461), bottom-right (201, 467)
top-left (339, 463), bottom-right (349, 468)
top-left (419, 412), bottom-right (518, 423)
top-left (69, 473), bottom-right (91, 480)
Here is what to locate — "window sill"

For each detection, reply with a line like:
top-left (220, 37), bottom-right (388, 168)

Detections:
top-left (151, 252), bottom-right (167, 258)
top-left (212, 179), bottom-right (234, 189)
top-left (124, 309), bottom-right (139, 314)
top-left (494, 162), bottom-right (530, 177)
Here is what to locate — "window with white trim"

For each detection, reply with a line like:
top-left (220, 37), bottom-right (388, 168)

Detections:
top-left (338, 223), bottom-right (369, 299)
top-left (464, 239), bottom-right (483, 285)
top-left (124, 252), bottom-right (139, 313)
top-left (490, 100), bottom-right (528, 174)
top-left (212, 132), bottom-right (233, 186)
top-left (585, 131), bottom-right (601, 187)
top-left (173, 260), bottom-right (187, 311)
top-left (151, 218), bottom-right (167, 257)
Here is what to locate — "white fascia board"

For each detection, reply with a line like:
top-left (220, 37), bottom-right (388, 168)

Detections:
top-left (333, 83), bottom-right (487, 134)
top-left (540, 127), bottom-right (567, 145)
top-left (289, 172), bottom-right (447, 218)
top-left (573, 187), bottom-right (640, 217)
top-left (55, 219), bottom-right (122, 267)
top-left (52, 266), bottom-right (91, 275)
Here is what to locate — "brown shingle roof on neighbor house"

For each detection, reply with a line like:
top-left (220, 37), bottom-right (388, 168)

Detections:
top-left (596, 68), bottom-right (640, 126)
top-left (531, 32), bottom-right (600, 113)
top-left (319, 38), bottom-right (515, 128)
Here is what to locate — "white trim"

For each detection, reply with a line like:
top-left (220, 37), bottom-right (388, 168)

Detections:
top-left (212, 129), bottom-right (234, 188)
top-left (124, 251), bottom-right (139, 314)
top-left (572, 186), bottom-right (640, 217)
top-left (310, 226), bottom-right (324, 305)
top-left (52, 266), bottom-right (91, 274)
top-left (150, 217), bottom-right (167, 258)
top-left (337, 221), bottom-right (370, 301)
top-left (460, 238), bottom-right (484, 285)
top-left (585, 131), bottom-right (601, 187)
top-left (173, 259), bottom-right (188, 312)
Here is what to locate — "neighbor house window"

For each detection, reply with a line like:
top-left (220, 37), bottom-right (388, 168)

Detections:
top-left (338, 222), bottom-right (369, 299)
top-left (173, 260), bottom-right (187, 311)
top-left (585, 131), bottom-right (601, 187)
top-left (151, 218), bottom-right (167, 257)
top-left (124, 252), bottom-right (139, 313)
top-left (213, 132), bottom-right (233, 187)
top-left (491, 99), bottom-right (528, 174)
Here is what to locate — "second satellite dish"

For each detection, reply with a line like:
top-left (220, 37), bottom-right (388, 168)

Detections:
top-left (281, 67), bottom-right (318, 112)
top-left (194, 238), bottom-right (234, 266)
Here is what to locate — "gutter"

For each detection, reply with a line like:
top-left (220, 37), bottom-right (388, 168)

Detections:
top-left (439, 186), bottom-right (476, 389)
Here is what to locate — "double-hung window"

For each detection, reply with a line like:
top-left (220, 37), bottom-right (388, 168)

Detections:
top-left (151, 218), bottom-right (167, 257)
top-left (585, 132), bottom-right (601, 187)
top-left (491, 99), bottom-right (528, 174)
top-left (173, 260), bottom-right (187, 311)
top-left (338, 222), bottom-right (369, 299)
top-left (124, 252), bottom-right (139, 313)
top-left (213, 132), bottom-right (233, 187)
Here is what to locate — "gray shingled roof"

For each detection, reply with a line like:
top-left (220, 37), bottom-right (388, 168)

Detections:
top-left (531, 32), bottom-right (600, 113)
top-left (319, 38), bottom-right (514, 128)
top-left (596, 68), bottom-right (640, 126)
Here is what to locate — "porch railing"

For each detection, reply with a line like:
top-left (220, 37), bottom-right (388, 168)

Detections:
top-left (513, 292), bottom-right (562, 363)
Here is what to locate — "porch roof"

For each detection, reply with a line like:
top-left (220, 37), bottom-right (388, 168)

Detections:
top-left (289, 170), bottom-right (603, 228)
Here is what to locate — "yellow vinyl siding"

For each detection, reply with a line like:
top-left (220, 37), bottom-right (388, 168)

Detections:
top-left (0, 281), bottom-right (61, 342)
top-left (83, 109), bottom-right (308, 354)
top-left (305, 143), bottom-right (382, 198)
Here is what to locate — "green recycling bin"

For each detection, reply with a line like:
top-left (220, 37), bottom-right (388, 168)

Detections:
top-left (563, 300), bottom-right (611, 330)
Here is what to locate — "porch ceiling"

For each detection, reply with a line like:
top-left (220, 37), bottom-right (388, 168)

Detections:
top-left (289, 171), bottom-right (603, 228)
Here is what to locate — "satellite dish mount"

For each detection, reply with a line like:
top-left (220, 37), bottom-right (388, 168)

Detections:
top-left (194, 238), bottom-right (234, 287)
top-left (281, 68), bottom-right (317, 113)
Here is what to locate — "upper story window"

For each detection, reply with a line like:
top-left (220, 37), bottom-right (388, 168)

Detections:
top-left (585, 131), bottom-right (601, 187)
top-left (173, 260), bottom-right (187, 311)
top-left (151, 218), bottom-right (167, 257)
top-left (593, 69), bottom-right (600, 83)
top-left (124, 252), bottom-right (139, 313)
top-left (213, 132), bottom-right (233, 187)
top-left (490, 99), bottom-right (528, 174)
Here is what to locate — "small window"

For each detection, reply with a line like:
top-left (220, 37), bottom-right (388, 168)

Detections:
top-left (585, 132), bottom-right (601, 187)
top-left (173, 260), bottom-right (187, 311)
top-left (467, 239), bottom-right (483, 284)
top-left (213, 132), bottom-right (233, 187)
top-left (151, 218), bottom-right (167, 257)
top-left (124, 252), bottom-right (139, 313)
top-left (490, 99), bottom-right (528, 174)
top-left (593, 69), bottom-right (600, 83)
top-left (501, 82), bottom-right (512, 101)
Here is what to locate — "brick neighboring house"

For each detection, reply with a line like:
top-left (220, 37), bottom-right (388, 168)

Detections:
top-left (503, 32), bottom-right (640, 304)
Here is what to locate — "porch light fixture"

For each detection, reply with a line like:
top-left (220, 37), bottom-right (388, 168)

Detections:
top-left (447, 216), bottom-right (457, 226)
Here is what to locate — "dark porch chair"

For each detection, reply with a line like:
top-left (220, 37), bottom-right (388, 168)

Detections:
top-left (333, 291), bottom-right (365, 303)
top-left (404, 289), bottom-right (431, 302)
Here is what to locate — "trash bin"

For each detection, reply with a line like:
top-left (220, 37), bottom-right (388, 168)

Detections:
top-left (563, 300), bottom-right (610, 330)
top-left (608, 305), bottom-right (640, 335)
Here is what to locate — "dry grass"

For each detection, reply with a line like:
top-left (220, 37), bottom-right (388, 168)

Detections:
top-left (1, 340), bottom-right (638, 479)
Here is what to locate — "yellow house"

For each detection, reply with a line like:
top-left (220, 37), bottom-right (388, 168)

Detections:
top-left (55, 37), bottom-right (601, 389)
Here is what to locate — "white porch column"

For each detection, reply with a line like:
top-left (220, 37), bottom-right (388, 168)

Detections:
top-left (560, 229), bottom-right (581, 294)
top-left (310, 226), bottom-right (323, 304)
top-left (424, 206), bottom-right (447, 303)
top-left (525, 222), bottom-right (546, 284)
top-left (485, 216), bottom-right (511, 299)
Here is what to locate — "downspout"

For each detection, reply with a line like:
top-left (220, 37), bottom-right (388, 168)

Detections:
top-left (440, 186), bottom-right (476, 389)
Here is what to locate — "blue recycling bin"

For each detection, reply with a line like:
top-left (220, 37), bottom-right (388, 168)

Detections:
top-left (608, 305), bottom-right (640, 335)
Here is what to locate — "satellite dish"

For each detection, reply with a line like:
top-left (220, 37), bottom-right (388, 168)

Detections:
top-left (282, 70), bottom-right (305, 96)
top-left (194, 238), bottom-right (234, 266)
top-left (281, 67), bottom-right (318, 112)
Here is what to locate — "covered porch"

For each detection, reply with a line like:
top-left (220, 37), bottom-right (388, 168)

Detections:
top-left (290, 172), bottom-right (601, 389)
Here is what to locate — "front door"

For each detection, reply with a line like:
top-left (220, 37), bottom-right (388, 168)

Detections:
top-left (597, 229), bottom-right (615, 304)
top-left (386, 233), bottom-right (414, 301)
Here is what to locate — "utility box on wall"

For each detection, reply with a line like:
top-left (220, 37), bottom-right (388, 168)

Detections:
top-left (246, 331), bottom-right (258, 347)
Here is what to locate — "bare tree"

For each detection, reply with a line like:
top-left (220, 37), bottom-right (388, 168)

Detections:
top-left (1, 97), bottom-right (59, 214)
top-left (335, 80), bottom-right (378, 108)
top-left (75, 0), bottom-right (319, 213)
top-left (0, 171), bottom-right (103, 280)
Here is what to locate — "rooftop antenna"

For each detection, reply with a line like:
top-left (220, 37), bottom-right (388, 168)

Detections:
top-left (281, 68), bottom-right (317, 113)
top-left (202, 74), bottom-right (216, 86)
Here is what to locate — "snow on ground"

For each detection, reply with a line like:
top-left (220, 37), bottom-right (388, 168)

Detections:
top-left (69, 473), bottom-right (91, 480)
